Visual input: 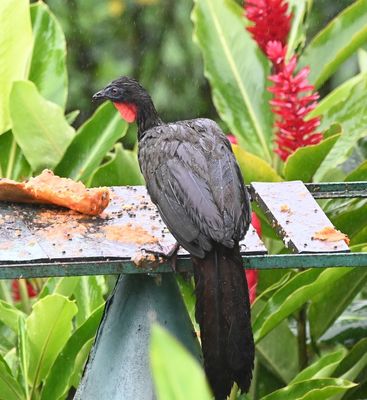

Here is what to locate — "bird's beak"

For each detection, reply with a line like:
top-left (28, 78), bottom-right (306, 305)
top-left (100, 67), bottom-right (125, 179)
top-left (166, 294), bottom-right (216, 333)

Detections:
top-left (92, 89), bottom-right (107, 102)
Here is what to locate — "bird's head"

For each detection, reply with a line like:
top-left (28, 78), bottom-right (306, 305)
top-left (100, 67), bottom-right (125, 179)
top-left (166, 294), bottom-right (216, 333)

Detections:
top-left (92, 76), bottom-right (150, 123)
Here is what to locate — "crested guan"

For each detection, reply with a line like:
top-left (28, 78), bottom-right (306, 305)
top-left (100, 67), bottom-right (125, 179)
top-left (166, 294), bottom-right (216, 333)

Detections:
top-left (93, 77), bottom-right (254, 399)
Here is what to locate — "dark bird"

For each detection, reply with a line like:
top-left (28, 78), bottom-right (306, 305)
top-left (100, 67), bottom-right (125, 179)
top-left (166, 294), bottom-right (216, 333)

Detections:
top-left (93, 77), bottom-right (255, 399)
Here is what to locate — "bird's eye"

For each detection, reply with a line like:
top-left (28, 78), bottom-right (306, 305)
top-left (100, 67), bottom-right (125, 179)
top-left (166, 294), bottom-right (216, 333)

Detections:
top-left (111, 88), bottom-right (118, 94)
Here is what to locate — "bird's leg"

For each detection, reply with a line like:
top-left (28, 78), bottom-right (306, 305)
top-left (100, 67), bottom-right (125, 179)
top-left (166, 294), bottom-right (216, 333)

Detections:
top-left (141, 242), bottom-right (180, 272)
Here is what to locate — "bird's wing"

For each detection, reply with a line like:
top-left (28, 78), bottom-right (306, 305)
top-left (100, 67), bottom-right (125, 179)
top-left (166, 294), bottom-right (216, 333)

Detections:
top-left (139, 121), bottom-right (250, 257)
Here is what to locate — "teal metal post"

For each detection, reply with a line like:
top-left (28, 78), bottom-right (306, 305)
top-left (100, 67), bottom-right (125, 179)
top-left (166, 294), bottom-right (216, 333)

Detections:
top-left (74, 273), bottom-right (201, 400)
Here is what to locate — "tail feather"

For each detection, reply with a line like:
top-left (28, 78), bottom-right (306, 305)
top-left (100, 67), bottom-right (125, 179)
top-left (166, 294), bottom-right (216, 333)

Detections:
top-left (192, 244), bottom-right (254, 400)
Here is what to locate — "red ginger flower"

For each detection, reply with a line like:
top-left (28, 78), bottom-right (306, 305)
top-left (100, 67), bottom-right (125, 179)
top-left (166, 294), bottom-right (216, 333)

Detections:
top-left (245, 0), bottom-right (291, 54)
top-left (266, 41), bottom-right (323, 160)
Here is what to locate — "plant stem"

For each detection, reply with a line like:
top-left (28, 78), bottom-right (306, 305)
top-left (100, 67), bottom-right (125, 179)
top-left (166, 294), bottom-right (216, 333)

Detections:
top-left (0, 280), bottom-right (13, 304)
top-left (249, 357), bottom-right (259, 400)
top-left (6, 138), bottom-right (17, 179)
top-left (229, 382), bottom-right (239, 400)
top-left (19, 279), bottom-right (31, 314)
top-left (297, 304), bottom-right (308, 370)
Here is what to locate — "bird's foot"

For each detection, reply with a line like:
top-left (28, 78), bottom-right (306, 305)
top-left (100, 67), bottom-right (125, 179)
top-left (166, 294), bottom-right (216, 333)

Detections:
top-left (141, 242), bottom-right (180, 272)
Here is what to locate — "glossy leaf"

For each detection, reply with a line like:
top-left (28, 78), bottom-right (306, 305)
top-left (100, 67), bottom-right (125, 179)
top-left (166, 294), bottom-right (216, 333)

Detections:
top-left (309, 74), bottom-right (366, 119)
top-left (0, 353), bottom-right (25, 400)
top-left (150, 324), bottom-right (212, 400)
top-left (29, 2), bottom-right (67, 108)
top-left (333, 338), bottom-right (367, 380)
top-left (331, 200), bottom-right (367, 239)
top-left (90, 143), bottom-right (144, 187)
top-left (0, 0), bottom-right (32, 134)
top-left (55, 102), bottom-right (127, 182)
top-left (299, 0), bottom-right (367, 88)
top-left (260, 378), bottom-right (355, 400)
top-left (192, 0), bottom-right (273, 162)
top-left (41, 304), bottom-right (104, 400)
top-left (0, 300), bottom-right (26, 332)
top-left (345, 160), bottom-right (367, 181)
top-left (232, 144), bottom-right (282, 184)
top-left (284, 134), bottom-right (340, 182)
top-left (309, 268), bottom-right (367, 340)
top-left (26, 294), bottom-right (77, 387)
top-left (73, 276), bottom-right (105, 327)
top-left (358, 49), bottom-right (367, 72)
top-left (313, 77), bottom-right (367, 182)
top-left (290, 349), bottom-right (347, 385)
top-left (9, 80), bottom-right (75, 172)
top-left (253, 268), bottom-right (351, 343)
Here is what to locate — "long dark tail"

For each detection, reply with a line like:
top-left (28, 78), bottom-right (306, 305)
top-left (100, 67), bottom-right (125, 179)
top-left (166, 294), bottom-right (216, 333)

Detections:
top-left (192, 243), bottom-right (254, 400)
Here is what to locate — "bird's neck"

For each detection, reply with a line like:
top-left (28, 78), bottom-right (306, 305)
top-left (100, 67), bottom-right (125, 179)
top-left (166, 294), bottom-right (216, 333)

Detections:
top-left (137, 99), bottom-right (163, 139)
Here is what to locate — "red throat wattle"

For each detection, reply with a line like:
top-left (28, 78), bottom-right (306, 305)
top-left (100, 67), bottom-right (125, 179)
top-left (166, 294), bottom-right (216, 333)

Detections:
top-left (113, 102), bottom-right (137, 123)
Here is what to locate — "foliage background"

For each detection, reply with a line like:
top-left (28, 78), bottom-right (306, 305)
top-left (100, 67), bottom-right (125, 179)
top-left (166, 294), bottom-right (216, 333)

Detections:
top-left (0, 0), bottom-right (366, 399)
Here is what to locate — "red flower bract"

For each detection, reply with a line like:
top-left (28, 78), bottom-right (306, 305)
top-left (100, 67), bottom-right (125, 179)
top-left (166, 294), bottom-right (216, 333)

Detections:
top-left (244, 0), bottom-right (291, 53)
top-left (266, 41), bottom-right (323, 160)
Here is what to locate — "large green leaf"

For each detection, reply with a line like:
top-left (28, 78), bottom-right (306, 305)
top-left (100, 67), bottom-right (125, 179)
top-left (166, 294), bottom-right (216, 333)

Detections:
top-left (192, 0), bottom-right (273, 162)
top-left (253, 268), bottom-right (351, 343)
top-left (313, 78), bottom-right (367, 182)
top-left (0, 353), bottom-right (25, 400)
top-left (0, 299), bottom-right (26, 332)
top-left (26, 294), bottom-right (77, 388)
top-left (299, 0), bottom-right (367, 88)
top-left (40, 304), bottom-right (104, 400)
top-left (331, 200), bottom-right (367, 239)
top-left (150, 324), bottom-right (212, 400)
top-left (0, 0), bottom-right (33, 134)
top-left (18, 317), bottom-right (29, 400)
top-left (284, 134), bottom-right (340, 182)
top-left (9, 80), bottom-right (75, 172)
top-left (73, 276), bottom-right (105, 327)
top-left (309, 268), bottom-right (367, 340)
top-left (260, 378), bottom-right (355, 400)
top-left (55, 102), bottom-right (127, 182)
top-left (345, 160), bottom-right (367, 181)
top-left (90, 143), bottom-right (144, 187)
top-left (232, 144), bottom-right (282, 184)
top-left (290, 349), bottom-right (347, 385)
top-left (29, 2), bottom-right (67, 108)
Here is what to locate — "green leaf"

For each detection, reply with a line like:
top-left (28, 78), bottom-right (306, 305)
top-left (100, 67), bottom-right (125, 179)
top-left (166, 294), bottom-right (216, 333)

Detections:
top-left (0, 0), bottom-right (33, 134)
top-left (26, 294), bottom-right (77, 388)
top-left (9, 80), bottom-right (75, 172)
top-left (18, 317), bottom-right (29, 400)
top-left (331, 200), bottom-right (367, 239)
top-left (313, 77), bottom-right (367, 182)
top-left (150, 324), bottom-right (212, 400)
top-left (256, 317), bottom-right (299, 383)
top-left (299, 0), bottom-right (367, 88)
top-left (0, 131), bottom-right (31, 180)
top-left (345, 160), bottom-right (367, 181)
top-left (286, 0), bottom-right (312, 57)
top-left (260, 378), bottom-right (355, 400)
top-left (0, 353), bottom-right (25, 400)
top-left (29, 2), bottom-right (67, 108)
top-left (333, 338), bottom-right (367, 380)
top-left (0, 300), bottom-right (26, 332)
top-left (40, 304), bottom-right (103, 400)
top-left (232, 145), bottom-right (282, 184)
top-left (358, 49), bottom-right (367, 72)
top-left (290, 349), bottom-right (347, 385)
top-left (55, 102), bottom-right (127, 182)
top-left (309, 268), bottom-right (367, 340)
top-left (309, 74), bottom-right (367, 119)
top-left (253, 268), bottom-right (351, 343)
top-left (284, 134), bottom-right (341, 182)
top-left (90, 143), bottom-right (144, 187)
top-left (192, 0), bottom-right (273, 162)
top-left (73, 276), bottom-right (105, 327)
